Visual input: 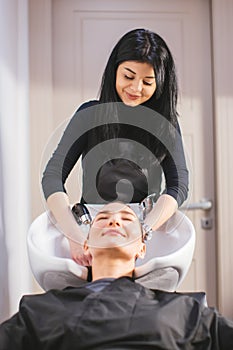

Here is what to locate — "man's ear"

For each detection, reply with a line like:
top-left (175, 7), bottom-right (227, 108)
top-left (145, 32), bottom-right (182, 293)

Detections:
top-left (83, 239), bottom-right (89, 252)
top-left (136, 243), bottom-right (146, 259)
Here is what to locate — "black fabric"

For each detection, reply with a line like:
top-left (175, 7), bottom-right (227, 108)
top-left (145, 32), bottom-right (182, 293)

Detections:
top-left (42, 100), bottom-right (189, 205)
top-left (1, 277), bottom-right (233, 349)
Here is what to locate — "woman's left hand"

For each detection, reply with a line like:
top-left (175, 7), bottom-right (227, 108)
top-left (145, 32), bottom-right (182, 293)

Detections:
top-left (68, 239), bottom-right (92, 266)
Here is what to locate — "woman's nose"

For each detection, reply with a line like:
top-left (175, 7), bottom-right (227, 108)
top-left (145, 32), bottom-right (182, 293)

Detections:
top-left (130, 79), bottom-right (143, 92)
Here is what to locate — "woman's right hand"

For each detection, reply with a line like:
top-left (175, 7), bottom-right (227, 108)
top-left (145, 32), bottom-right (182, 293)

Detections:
top-left (46, 192), bottom-right (92, 265)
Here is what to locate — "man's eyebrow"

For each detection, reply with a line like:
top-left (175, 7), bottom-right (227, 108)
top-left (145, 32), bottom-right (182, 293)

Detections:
top-left (95, 209), bottom-right (136, 218)
top-left (124, 67), bottom-right (155, 79)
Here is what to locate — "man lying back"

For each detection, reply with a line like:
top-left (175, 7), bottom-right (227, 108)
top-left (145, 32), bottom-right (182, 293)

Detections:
top-left (0, 202), bottom-right (233, 349)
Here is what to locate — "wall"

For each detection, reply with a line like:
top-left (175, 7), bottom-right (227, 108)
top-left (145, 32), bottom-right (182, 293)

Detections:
top-left (0, 0), bottom-right (32, 320)
top-left (212, 0), bottom-right (233, 318)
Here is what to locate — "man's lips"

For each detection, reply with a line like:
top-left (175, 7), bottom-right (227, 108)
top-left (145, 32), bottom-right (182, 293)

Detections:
top-left (102, 229), bottom-right (126, 237)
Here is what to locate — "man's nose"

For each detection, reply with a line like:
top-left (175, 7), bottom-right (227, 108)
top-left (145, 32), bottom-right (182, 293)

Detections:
top-left (108, 217), bottom-right (121, 227)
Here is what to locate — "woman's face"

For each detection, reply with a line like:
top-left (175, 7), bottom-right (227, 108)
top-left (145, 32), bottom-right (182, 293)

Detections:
top-left (116, 61), bottom-right (156, 106)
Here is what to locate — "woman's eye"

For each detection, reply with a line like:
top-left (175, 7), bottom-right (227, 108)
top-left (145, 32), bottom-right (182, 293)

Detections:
top-left (143, 81), bottom-right (153, 86)
top-left (124, 75), bottom-right (133, 80)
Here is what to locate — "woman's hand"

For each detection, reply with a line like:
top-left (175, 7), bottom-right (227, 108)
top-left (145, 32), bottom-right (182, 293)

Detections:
top-left (46, 193), bottom-right (93, 265)
top-left (68, 239), bottom-right (92, 266)
top-left (144, 194), bottom-right (178, 232)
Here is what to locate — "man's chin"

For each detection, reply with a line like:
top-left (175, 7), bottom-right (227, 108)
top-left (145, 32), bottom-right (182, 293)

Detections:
top-left (92, 240), bottom-right (126, 249)
top-left (91, 244), bottom-right (135, 260)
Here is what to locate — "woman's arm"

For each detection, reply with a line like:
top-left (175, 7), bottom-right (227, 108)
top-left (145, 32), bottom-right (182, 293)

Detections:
top-left (42, 102), bottom-right (98, 265)
top-left (144, 193), bottom-right (178, 231)
top-left (144, 122), bottom-right (188, 231)
top-left (161, 122), bottom-right (189, 207)
top-left (41, 110), bottom-right (88, 265)
top-left (47, 192), bottom-right (92, 265)
top-left (42, 101), bottom-right (97, 200)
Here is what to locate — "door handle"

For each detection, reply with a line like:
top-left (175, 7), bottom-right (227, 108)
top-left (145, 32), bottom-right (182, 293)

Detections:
top-left (180, 198), bottom-right (212, 211)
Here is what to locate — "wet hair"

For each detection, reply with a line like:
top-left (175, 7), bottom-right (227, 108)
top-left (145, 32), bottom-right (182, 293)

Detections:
top-left (99, 28), bottom-right (178, 126)
top-left (87, 202), bottom-right (144, 241)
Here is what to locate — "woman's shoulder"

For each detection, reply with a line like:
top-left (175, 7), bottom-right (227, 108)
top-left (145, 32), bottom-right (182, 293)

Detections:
top-left (77, 100), bottom-right (100, 112)
top-left (71, 100), bottom-right (100, 122)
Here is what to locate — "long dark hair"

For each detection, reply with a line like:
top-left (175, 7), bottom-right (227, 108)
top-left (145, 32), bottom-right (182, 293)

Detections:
top-left (97, 28), bottom-right (179, 158)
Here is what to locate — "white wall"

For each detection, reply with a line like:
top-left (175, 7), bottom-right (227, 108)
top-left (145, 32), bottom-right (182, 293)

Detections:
top-left (0, 0), bottom-right (32, 321)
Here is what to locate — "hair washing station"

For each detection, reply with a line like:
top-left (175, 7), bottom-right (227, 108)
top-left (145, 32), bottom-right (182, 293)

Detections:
top-left (27, 203), bottom-right (196, 293)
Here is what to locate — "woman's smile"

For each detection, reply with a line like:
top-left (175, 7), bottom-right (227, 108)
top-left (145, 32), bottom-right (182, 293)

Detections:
top-left (125, 92), bottom-right (141, 100)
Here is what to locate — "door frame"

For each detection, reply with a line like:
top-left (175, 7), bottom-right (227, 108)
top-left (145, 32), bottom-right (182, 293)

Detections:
top-left (29, 0), bottom-right (233, 318)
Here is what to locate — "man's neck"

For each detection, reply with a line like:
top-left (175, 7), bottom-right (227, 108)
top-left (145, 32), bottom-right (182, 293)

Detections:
top-left (91, 256), bottom-right (135, 281)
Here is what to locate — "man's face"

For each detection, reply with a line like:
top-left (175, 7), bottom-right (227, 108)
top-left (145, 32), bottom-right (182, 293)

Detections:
top-left (85, 202), bottom-right (145, 259)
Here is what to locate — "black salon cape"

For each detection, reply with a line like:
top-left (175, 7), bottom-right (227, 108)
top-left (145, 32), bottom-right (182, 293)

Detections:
top-left (0, 277), bottom-right (233, 350)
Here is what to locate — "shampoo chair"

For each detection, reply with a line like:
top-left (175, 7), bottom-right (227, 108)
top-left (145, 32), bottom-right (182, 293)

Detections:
top-left (27, 205), bottom-right (195, 292)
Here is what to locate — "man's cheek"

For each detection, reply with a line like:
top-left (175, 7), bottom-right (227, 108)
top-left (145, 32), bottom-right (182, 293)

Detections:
top-left (91, 222), bottom-right (105, 230)
top-left (125, 222), bottom-right (141, 238)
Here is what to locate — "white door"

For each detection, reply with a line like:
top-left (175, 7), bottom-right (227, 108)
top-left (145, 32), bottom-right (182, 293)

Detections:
top-left (51, 0), bottom-right (216, 305)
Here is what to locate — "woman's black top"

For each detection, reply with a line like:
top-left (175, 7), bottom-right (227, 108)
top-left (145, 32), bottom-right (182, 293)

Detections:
top-left (42, 100), bottom-right (189, 205)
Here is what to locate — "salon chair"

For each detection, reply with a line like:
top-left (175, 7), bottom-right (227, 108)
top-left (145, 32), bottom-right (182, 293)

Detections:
top-left (27, 204), bottom-right (196, 293)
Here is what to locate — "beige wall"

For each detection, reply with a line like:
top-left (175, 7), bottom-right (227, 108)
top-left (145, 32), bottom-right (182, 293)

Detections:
top-left (0, 0), bottom-right (32, 320)
top-left (212, 0), bottom-right (233, 317)
top-left (28, 0), bottom-right (233, 318)
top-left (29, 0), bottom-right (53, 219)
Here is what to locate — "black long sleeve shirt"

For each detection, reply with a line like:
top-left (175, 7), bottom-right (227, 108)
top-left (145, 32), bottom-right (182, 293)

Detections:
top-left (42, 101), bottom-right (189, 205)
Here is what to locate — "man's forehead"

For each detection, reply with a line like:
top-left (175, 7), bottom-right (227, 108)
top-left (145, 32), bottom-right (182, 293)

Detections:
top-left (95, 202), bottom-right (137, 217)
